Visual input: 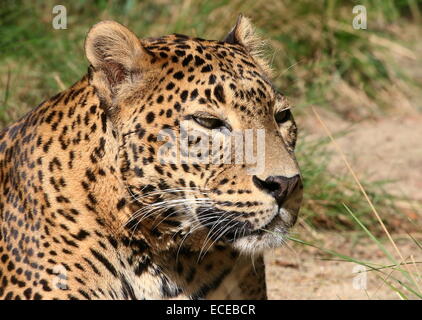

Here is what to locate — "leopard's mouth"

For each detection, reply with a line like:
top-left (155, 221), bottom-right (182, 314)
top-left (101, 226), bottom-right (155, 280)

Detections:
top-left (230, 212), bottom-right (291, 253)
top-left (195, 204), bottom-right (293, 249)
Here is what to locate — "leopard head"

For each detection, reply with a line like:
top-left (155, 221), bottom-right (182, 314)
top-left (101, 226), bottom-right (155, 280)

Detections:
top-left (85, 17), bottom-right (303, 254)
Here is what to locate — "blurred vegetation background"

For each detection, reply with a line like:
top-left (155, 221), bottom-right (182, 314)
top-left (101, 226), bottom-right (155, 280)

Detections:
top-left (1, 0), bottom-right (421, 232)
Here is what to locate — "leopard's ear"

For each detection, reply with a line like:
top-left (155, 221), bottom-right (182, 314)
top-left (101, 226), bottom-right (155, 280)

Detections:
top-left (223, 15), bottom-right (272, 76)
top-left (85, 20), bottom-right (154, 105)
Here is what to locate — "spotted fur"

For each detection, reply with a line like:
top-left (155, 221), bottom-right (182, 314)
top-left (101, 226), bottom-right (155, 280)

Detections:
top-left (0, 16), bottom-right (302, 300)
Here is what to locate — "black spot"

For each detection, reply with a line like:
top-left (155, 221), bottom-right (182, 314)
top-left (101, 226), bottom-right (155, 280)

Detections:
top-left (23, 288), bottom-right (32, 299)
top-left (214, 84), bottom-right (226, 104)
top-left (134, 166), bottom-right (144, 177)
top-left (194, 56), bottom-right (205, 66)
top-left (33, 293), bottom-right (42, 300)
top-left (201, 65), bottom-right (213, 73)
top-left (107, 237), bottom-right (118, 249)
top-left (182, 54), bottom-right (193, 67)
top-left (173, 71), bottom-right (184, 80)
top-left (85, 169), bottom-right (96, 182)
top-left (166, 82), bottom-right (175, 90)
top-left (175, 50), bottom-right (185, 57)
top-left (146, 112), bottom-right (155, 124)
top-left (78, 289), bottom-right (91, 300)
top-left (154, 165), bottom-right (164, 175)
top-left (73, 229), bottom-right (90, 241)
top-left (190, 89), bottom-right (199, 100)
top-left (180, 90), bottom-right (188, 102)
top-left (209, 74), bottom-right (217, 84)
top-left (100, 112), bottom-right (107, 133)
top-left (219, 178), bottom-right (229, 185)
top-left (117, 198), bottom-right (126, 210)
top-left (156, 95), bottom-right (164, 103)
top-left (174, 102), bottom-right (182, 112)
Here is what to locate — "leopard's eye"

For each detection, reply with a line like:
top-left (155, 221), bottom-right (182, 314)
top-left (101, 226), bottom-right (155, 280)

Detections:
top-left (274, 110), bottom-right (291, 125)
top-left (191, 115), bottom-right (227, 130)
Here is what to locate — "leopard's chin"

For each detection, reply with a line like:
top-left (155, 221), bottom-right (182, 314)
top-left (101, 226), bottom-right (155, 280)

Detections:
top-left (231, 213), bottom-right (290, 254)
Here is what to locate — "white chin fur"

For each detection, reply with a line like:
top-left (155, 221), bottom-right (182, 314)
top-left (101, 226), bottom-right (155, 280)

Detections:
top-left (232, 230), bottom-right (287, 254)
top-left (232, 209), bottom-right (292, 254)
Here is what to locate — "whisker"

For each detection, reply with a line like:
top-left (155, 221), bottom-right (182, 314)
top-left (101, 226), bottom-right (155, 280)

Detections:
top-left (198, 212), bottom-right (238, 261)
top-left (125, 198), bottom-right (213, 226)
top-left (175, 218), bottom-right (219, 263)
top-left (199, 218), bottom-right (238, 261)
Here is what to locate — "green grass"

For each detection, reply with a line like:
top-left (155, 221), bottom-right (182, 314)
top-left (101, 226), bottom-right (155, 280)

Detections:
top-left (0, 0), bottom-right (421, 232)
top-left (1, 0), bottom-right (421, 125)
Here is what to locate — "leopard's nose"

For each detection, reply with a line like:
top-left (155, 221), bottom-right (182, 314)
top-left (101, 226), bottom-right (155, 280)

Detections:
top-left (252, 174), bottom-right (301, 206)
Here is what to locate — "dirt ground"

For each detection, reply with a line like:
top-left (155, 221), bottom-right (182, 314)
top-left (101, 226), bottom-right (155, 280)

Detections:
top-left (321, 115), bottom-right (422, 200)
top-left (266, 231), bottom-right (421, 299)
top-left (266, 113), bottom-right (422, 299)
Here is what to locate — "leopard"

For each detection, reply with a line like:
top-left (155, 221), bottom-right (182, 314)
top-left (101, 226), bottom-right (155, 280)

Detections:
top-left (0, 15), bottom-right (303, 300)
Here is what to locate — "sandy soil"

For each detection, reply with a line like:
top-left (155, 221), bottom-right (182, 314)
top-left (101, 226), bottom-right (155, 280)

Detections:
top-left (266, 231), bottom-right (422, 300)
top-left (265, 113), bottom-right (422, 299)
top-left (303, 112), bottom-right (422, 200)
top-left (327, 116), bottom-right (422, 200)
